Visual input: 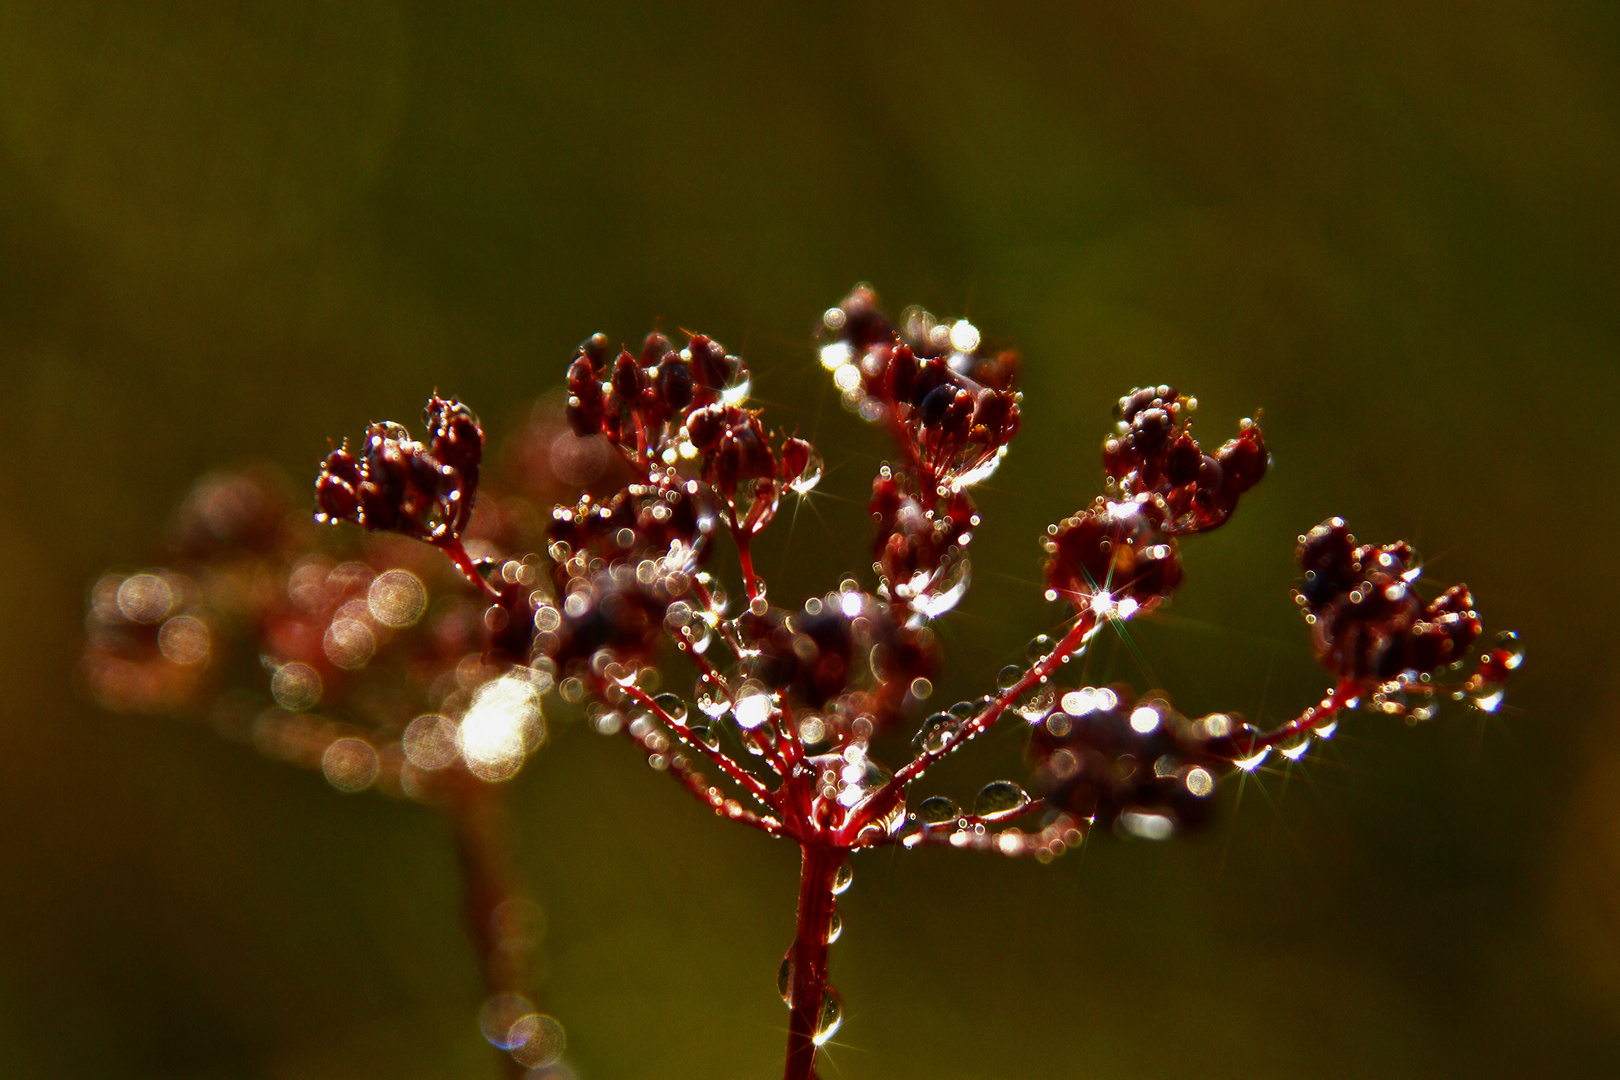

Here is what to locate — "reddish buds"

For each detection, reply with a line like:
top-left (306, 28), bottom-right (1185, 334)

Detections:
top-left (1294, 518), bottom-right (1484, 684)
top-left (316, 397), bottom-right (484, 546)
top-left (819, 287), bottom-right (1021, 490)
top-left (1104, 386), bottom-right (1267, 535)
top-left (1045, 501), bottom-right (1183, 614)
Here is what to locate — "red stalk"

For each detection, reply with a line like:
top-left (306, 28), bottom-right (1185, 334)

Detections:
top-left (782, 844), bottom-right (846, 1080)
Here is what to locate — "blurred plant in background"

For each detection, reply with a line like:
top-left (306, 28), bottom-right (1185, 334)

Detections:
top-left (81, 398), bottom-right (623, 1077)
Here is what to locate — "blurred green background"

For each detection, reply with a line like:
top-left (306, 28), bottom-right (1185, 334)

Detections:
top-left (2, 2), bottom-right (1617, 1077)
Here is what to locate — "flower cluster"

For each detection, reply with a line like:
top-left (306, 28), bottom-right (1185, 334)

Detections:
top-left (816, 286), bottom-right (1021, 621)
top-left (90, 284), bottom-right (1519, 1080)
top-left (1295, 517), bottom-right (1522, 717)
top-left (299, 285), bottom-right (1517, 1079)
top-left (316, 394), bottom-right (485, 578)
top-left (1042, 384), bottom-right (1268, 620)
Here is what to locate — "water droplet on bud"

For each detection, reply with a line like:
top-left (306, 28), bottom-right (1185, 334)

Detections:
top-left (788, 443), bottom-right (825, 495)
top-left (1026, 634), bottom-right (1054, 662)
top-left (917, 795), bottom-right (960, 824)
top-left (997, 665), bottom-right (1022, 691)
top-left (1494, 629), bottom-right (1525, 671)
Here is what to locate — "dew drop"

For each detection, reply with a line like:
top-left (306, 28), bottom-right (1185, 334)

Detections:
top-left (368, 569), bottom-right (427, 627)
top-left (813, 987), bottom-right (844, 1045)
top-left (1494, 629), bottom-right (1525, 671)
top-left (1119, 811), bottom-right (1174, 840)
top-left (508, 1013), bottom-right (566, 1069)
top-left (734, 687), bottom-right (774, 729)
top-left (788, 443), bottom-right (825, 495)
top-left (653, 693), bottom-right (688, 723)
top-left (479, 992), bottom-right (535, 1049)
top-left (831, 863), bottom-right (853, 895)
top-left (826, 911), bottom-right (842, 944)
top-left (912, 549), bottom-right (971, 619)
top-left (778, 950), bottom-right (795, 1006)
top-left (322, 737), bottom-right (378, 793)
top-left (913, 712), bottom-right (959, 753)
top-left (948, 700), bottom-right (977, 720)
top-left (157, 615), bottom-right (211, 665)
top-left (975, 780), bottom-right (1028, 816)
top-left (1184, 766), bottom-right (1216, 796)
top-left (1014, 683), bottom-right (1056, 722)
top-left (1278, 736), bottom-right (1311, 762)
top-left (271, 662), bottom-right (322, 711)
top-left (917, 795), bottom-right (960, 824)
top-left (1234, 747), bottom-right (1270, 772)
top-left (1026, 634), bottom-right (1055, 662)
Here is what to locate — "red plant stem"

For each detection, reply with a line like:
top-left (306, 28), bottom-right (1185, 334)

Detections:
top-left (683, 645), bottom-right (730, 701)
top-left (690, 575), bottom-right (749, 657)
top-left (1253, 679), bottom-right (1357, 749)
top-left (735, 531), bottom-right (762, 603)
top-left (436, 538), bottom-right (502, 602)
top-left (783, 844), bottom-right (846, 1080)
top-left (840, 610), bottom-right (1098, 844)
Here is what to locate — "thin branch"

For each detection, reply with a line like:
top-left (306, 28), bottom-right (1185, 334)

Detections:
top-left (838, 610), bottom-right (1097, 843)
top-left (436, 537), bottom-right (502, 602)
top-left (617, 682), bottom-right (778, 808)
top-left (619, 724), bottom-right (785, 835)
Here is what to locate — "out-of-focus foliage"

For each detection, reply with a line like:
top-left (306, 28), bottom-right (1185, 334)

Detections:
top-left (0, 2), bottom-right (1613, 1077)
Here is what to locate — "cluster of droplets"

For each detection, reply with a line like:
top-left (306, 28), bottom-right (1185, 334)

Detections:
top-left (561, 330), bottom-right (823, 543)
top-left (84, 480), bottom-right (571, 1080)
top-left (819, 285), bottom-right (1019, 487)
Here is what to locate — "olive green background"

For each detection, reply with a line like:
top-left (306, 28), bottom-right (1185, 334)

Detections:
top-left (1, 2), bottom-right (1616, 1077)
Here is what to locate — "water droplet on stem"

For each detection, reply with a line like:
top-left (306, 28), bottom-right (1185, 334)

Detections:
top-left (975, 780), bottom-right (1028, 816)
